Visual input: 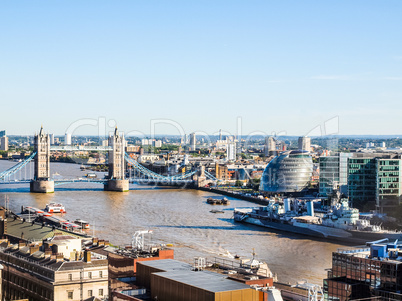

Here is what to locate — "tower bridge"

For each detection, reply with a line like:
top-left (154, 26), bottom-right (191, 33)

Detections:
top-left (0, 126), bottom-right (214, 193)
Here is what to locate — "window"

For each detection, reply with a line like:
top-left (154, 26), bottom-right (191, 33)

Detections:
top-left (88, 290), bottom-right (93, 297)
top-left (68, 274), bottom-right (72, 281)
top-left (67, 291), bottom-right (73, 299)
top-left (88, 272), bottom-right (92, 279)
top-left (99, 271), bottom-right (103, 278)
top-left (99, 288), bottom-right (104, 296)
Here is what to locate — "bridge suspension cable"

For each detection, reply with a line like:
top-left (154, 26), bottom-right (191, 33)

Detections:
top-left (0, 152), bottom-right (36, 180)
top-left (124, 153), bottom-right (197, 181)
top-left (204, 170), bottom-right (218, 181)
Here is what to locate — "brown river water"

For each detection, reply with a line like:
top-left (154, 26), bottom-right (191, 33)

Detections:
top-left (0, 160), bottom-right (346, 285)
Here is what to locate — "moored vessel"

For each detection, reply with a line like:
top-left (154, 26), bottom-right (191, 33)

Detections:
top-left (206, 197), bottom-right (230, 205)
top-left (74, 219), bottom-right (90, 229)
top-left (234, 196), bottom-right (402, 243)
top-left (45, 203), bottom-right (66, 213)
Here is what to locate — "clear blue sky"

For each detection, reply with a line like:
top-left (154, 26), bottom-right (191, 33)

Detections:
top-left (1, 1), bottom-right (401, 136)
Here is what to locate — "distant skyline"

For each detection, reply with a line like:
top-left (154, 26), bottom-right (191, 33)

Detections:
top-left (1, 1), bottom-right (402, 135)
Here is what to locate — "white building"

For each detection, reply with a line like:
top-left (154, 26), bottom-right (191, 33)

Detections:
top-left (49, 134), bottom-right (55, 145)
top-left (190, 133), bottom-right (196, 150)
top-left (226, 143), bottom-right (236, 161)
top-left (141, 139), bottom-right (162, 147)
top-left (0, 136), bottom-right (8, 151)
top-left (298, 136), bottom-right (311, 152)
top-left (264, 137), bottom-right (276, 156)
top-left (65, 133), bottom-right (72, 145)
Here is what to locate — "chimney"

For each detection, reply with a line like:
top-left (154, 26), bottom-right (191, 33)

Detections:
top-left (56, 253), bottom-right (64, 262)
top-left (18, 240), bottom-right (26, 248)
top-left (98, 239), bottom-right (105, 246)
top-left (29, 245), bottom-right (40, 255)
top-left (44, 248), bottom-right (52, 258)
top-left (92, 237), bottom-right (98, 246)
top-left (84, 250), bottom-right (91, 263)
top-left (51, 244), bottom-right (58, 254)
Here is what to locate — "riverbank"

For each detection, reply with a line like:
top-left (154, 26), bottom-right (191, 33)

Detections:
top-left (197, 186), bottom-right (269, 205)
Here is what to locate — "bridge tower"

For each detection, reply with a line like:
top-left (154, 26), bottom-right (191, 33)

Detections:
top-left (104, 127), bottom-right (129, 192)
top-left (30, 126), bottom-right (54, 193)
top-left (195, 165), bottom-right (207, 187)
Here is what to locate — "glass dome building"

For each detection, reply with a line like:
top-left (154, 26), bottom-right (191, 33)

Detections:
top-left (260, 150), bottom-right (313, 193)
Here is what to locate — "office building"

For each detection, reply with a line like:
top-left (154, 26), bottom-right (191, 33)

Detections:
top-left (324, 241), bottom-right (402, 300)
top-left (190, 132), bottom-right (196, 150)
top-left (65, 133), bottom-right (72, 145)
top-left (49, 133), bottom-right (55, 145)
top-left (376, 158), bottom-right (402, 213)
top-left (0, 136), bottom-right (8, 151)
top-left (264, 136), bottom-right (276, 156)
top-left (319, 153), bottom-right (352, 197)
top-left (226, 142), bottom-right (236, 161)
top-left (154, 140), bottom-right (162, 148)
top-left (0, 130), bottom-right (5, 137)
top-left (298, 136), bottom-right (311, 152)
top-left (348, 154), bottom-right (402, 211)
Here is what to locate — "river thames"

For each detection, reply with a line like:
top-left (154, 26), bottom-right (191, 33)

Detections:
top-left (0, 160), bottom-right (346, 285)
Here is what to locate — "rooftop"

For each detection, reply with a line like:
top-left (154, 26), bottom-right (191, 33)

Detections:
top-left (0, 242), bottom-right (108, 272)
top-left (153, 269), bottom-right (252, 293)
top-left (137, 259), bottom-right (192, 271)
top-left (5, 217), bottom-right (88, 242)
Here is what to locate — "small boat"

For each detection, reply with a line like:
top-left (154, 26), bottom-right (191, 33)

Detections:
top-left (210, 210), bottom-right (224, 214)
top-left (45, 203), bottom-right (66, 213)
top-left (207, 197), bottom-right (230, 205)
top-left (74, 219), bottom-right (90, 229)
top-left (221, 198), bottom-right (230, 205)
top-left (207, 198), bottom-right (217, 205)
top-left (85, 173), bottom-right (97, 178)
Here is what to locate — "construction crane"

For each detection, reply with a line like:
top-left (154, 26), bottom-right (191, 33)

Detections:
top-left (132, 230), bottom-right (153, 251)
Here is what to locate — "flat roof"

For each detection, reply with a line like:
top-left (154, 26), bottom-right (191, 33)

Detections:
top-left (6, 218), bottom-right (86, 241)
top-left (137, 259), bottom-right (192, 271)
top-left (152, 269), bottom-right (251, 293)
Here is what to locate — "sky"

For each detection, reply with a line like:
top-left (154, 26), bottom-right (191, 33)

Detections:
top-left (1, 1), bottom-right (402, 137)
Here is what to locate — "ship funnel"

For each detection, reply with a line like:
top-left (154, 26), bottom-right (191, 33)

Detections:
top-left (284, 199), bottom-right (291, 213)
top-left (306, 201), bottom-right (314, 216)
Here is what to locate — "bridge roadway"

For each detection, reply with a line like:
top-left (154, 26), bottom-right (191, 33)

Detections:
top-left (0, 178), bottom-right (195, 186)
top-left (50, 145), bottom-right (112, 151)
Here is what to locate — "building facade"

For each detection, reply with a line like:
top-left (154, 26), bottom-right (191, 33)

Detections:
top-left (226, 142), bottom-right (236, 161)
top-left (189, 133), bottom-right (196, 150)
top-left (319, 153), bottom-right (352, 197)
top-left (0, 137), bottom-right (8, 152)
top-left (375, 158), bottom-right (402, 213)
top-left (264, 137), bottom-right (276, 157)
top-left (65, 133), bottom-right (72, 145)
top-left (298, 136), bottom-right (311, 152)
top-left (260, 150), bottom-right (313, 193)
top-left (347, 154), bottom-right (402, 211)
top-left (324, 242), bottom-right (402, 301)
top-left (0, 241), bottom-right (108, 301)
